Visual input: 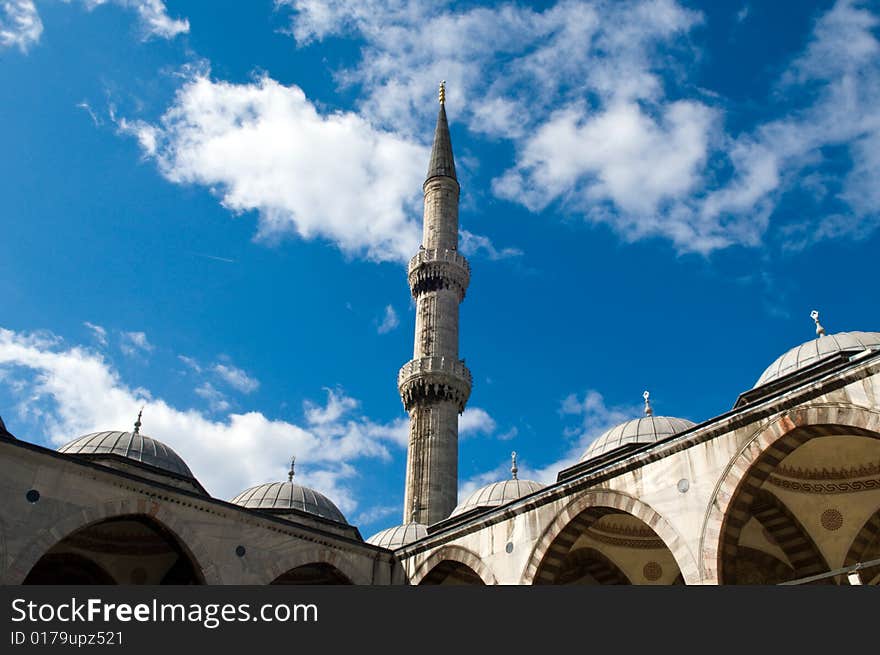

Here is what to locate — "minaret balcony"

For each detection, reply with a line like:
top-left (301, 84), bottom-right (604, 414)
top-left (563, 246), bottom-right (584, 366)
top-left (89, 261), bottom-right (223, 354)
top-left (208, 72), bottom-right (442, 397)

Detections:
top-left (407, 248), bottom-right (470, 299)
top-left (398, 356), bottom-right (472, 413)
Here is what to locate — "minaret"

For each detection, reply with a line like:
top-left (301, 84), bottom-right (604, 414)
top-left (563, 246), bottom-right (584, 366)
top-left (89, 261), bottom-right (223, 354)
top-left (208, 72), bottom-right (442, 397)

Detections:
top-left (398, 82), bottom-right (472, 525)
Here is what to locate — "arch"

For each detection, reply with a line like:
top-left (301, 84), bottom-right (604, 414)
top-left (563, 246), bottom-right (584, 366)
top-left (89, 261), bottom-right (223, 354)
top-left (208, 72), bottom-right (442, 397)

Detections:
top-left (24, 553), bottom-right (117, 585)
top-left (522, 489), bottom-right (699, 585)
top-left (734, 547), bottom-right (795, 585)
top-left (844, 509), bottom-right (880, 584)
top-left (6, 496), bottom-right (221, 584)
top-left (260, 545), bottom-right (371, 585)
top-left (22, 514), bottom-right (203, 585)
top-left (418, 560), bottom-right (485, 585)
top-left (409, 545), bottom-right (496, 585)
top-left (700, 404), bottom-right (880, 583)
top-left (270, 563), bottom-right (352, 585)
top-left (556, 548), bottom-right (631, 585)
top-left (748, 489), bottom-right (830, 582)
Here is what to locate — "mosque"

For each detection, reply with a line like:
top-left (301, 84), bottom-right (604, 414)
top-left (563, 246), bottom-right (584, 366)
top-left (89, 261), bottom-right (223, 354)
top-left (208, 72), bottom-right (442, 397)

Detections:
top-left (1, 85), bottom-right (879, 585)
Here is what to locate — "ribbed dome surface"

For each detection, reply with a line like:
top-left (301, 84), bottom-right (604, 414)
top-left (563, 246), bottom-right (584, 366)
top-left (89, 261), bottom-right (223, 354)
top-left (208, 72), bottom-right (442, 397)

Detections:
top-left (230, 481), bottom-right (347, 524)
top-left (59, 431), bottom-right (193, 478)
top-left (450, 479), bottom-right (544, 517)
top-left (580, 416), bottom-right (696, 463)
top-left (754, 332), bottom-right (880, 388)
top-left (366, 523), bottom-right (427, 549)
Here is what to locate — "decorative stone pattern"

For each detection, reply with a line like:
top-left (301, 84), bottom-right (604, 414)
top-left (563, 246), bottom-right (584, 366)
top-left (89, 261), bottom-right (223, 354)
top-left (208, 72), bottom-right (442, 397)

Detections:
top-left (643, 561), bottom-right (663, 581)
top-left (820, 508), bottom-right (844, 531)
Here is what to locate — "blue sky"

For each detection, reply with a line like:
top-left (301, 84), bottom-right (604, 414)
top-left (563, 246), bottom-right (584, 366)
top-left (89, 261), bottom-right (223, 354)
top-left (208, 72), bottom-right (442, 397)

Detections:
top-left (1, 0), bottom-right (879, 537)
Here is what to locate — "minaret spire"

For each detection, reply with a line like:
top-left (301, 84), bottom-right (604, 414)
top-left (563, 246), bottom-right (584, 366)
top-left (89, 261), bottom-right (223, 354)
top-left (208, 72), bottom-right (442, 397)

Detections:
top-left (399, 83), bottom-right (472, 525)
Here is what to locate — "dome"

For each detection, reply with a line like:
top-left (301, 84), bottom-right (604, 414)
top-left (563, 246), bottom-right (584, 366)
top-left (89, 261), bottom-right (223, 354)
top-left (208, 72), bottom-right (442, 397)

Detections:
top-left (580, 415), bottom-right (696, 463)
top-left (230, 481), bottom-right (348, 525)
top-left (58, 430), bottom-right (194, 478)
top-left (450, 479), bottom-right (544, 517)
top-left (754, 331), bottom-right (880, 388)
top-left (366, 523), bottom-right (427, 549)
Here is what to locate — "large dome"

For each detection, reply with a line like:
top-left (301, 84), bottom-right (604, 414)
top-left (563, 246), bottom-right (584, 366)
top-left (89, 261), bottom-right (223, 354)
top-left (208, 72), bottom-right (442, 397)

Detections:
top-left (580, 415), bottom-right (696, 463)
top-left (58, 430), bottom-right (194, 478)
top-left (451, 479), bottom-right (544, 517)
top-left (367, 523), bottom-right (427, 549)
top-left (754, 331), bottom-right (880, 388)
top-left (230, 481), bottom-right (348, 525)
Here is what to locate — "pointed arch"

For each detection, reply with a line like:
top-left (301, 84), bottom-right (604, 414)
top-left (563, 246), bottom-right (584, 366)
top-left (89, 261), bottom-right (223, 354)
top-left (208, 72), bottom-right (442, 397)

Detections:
top-left (409, 545), bottom-right (496, 585)
top-left (522, 489), bottom-right (698, 585)
top-left (700, 404), bottom-right (880, 583)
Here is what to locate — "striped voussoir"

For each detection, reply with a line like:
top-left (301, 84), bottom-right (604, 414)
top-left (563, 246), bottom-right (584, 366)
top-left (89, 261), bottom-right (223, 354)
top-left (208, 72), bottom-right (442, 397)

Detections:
top-left (532, 508), bottom-right (622, 584)
top-left (555, 548), bottom-right (631, 585)
top-left (410, 544), bottom-right (496, 585)
top-left (524, 489), bottom-right (699, 585)
top-left (844, 510), bottom-right (880, 583)
top-left (739, 489), bottom-right (831, 583)
top-left (418, 560), bottom-right (485, 585)
top-left (702, 403), bottom-right (880, 583)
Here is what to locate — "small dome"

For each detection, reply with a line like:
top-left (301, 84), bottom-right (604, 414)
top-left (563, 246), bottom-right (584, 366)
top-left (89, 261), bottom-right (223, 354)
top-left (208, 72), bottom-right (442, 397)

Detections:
top-left (367, 523), bottom-right (427, 548)
top-left (230, 481), bottom-right (348, 525)
top-left (580, 415), bottom-right (695, 463)
top-left (451, 479), bottom-right (544, 517)
top-left (754, 331), bottom-right (880, 388)
top-left (59, 431), bottom-right (194, 478)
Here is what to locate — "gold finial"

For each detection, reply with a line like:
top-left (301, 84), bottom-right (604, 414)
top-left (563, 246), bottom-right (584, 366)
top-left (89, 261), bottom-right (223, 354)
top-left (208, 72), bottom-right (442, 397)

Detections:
top-left (132, 406), bottom-right (144, 435)
top-left (811, 310), bottom-right (826, 338)
top-left (643, 391), bottom-right (653, 417)
top-left (288, 455), bottom-right (296, 482)
top-left (511, 451), bottom-right (518, 480)
top-left (438, 80), bottom-right (446, 105)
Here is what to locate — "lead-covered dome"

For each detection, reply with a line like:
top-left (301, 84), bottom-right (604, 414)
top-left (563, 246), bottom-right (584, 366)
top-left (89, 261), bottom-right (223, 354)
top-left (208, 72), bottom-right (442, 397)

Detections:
top-left (451, 478), bottom-right (544, 517)
top-left (231, 476), bottom-right (347, 524)
top-left (754, 331), bottom-right (880, 388)
top-left (367, 523), bottom-right (427, 549)
top-left (59, 430), bottom-right (193, 478)
top-left (580, 394), bottom-right (695, 464)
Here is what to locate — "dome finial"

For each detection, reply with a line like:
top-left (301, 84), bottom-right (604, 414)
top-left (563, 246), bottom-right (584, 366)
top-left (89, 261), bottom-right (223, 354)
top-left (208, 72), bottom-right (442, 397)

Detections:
top-left (643, 390), bottom-right (653, 416)
top-left (811, 310), bottom-right (826, 338)
top-left (511, 451), bottom-right (518, 480)
top-left (132, 406), bottom-right (144, 435)
top-left (410, 496), bottom-right (419, 523)
top-left (288, 455), bottom-right (296, 482)
top-left (438, 80), bottom-right (446, 105)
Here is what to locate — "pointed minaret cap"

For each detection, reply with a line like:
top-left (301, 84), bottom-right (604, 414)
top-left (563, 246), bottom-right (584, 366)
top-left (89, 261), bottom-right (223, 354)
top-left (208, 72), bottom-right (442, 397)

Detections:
top-left (811, 310), bottom-right (826, 338)
top-left (643, 391), bottom-right (653, 417)
top-left (425, 81), bottom-right (457, 184)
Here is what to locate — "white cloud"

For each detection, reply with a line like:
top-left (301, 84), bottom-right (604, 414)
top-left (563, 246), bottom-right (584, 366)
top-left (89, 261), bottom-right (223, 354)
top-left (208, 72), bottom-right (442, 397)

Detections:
top-left (80, 0), bottom-right (188, 40)
top-left (120, 330), bottom-right (153, 356)
top-left (195, 381), bottom-right (230, 413)
top-left (123, 72), bottom-right (428, 263)
top-left (459, 229), bottom-right (523, 261)
top-left (2, 0), bottom-right (186, 53)
top-left (279, 0), bottom-right (880, 254)
top-left (213, 363), bottom-right (259, 394)
top-left (458, 407), bottom-right (496, 438)
top-left (83, 322), bottom-right (108, 347)
top-left (376, 305), bottom-right (399, 334)
top-left (0, 327), bottom-right (408, 511)
top-left (0, 0), bottom-right (42, 52)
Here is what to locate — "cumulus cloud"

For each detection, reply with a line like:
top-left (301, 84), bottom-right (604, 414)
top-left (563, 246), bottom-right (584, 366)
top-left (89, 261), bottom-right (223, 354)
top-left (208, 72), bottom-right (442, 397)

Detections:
top-left (0, 327), bottom-right (410, 510)
top-left (122, 72), bottom-right (428, 263)
top-left (195, 381), bottom-right (230, 413)
top-left (279, 0), bottom-right (880, 254)
top-left (458, 407), bottom-right (496, 438)
top-left (0, 0), bottom-right (42, 52)
top-left (376, 305), bottom-right (399, 334)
